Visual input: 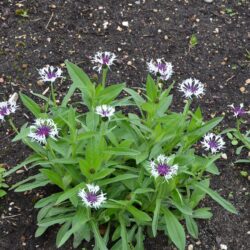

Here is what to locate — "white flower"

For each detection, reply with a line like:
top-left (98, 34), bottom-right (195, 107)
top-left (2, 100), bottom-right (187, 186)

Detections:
top-left (91, 51), bottom-right (116, 73)
top-left (0, 94), bottom-right (17, 121)
top-left (38, 65), bottom-right (62, 82)
top-left (78, 184), bottom-right (106, 209)
top-left (150, 154), bottom-right (178, 181)
top-left (147, 59), bottom-right (173, 81)
top-left (95, 105), bottom-right (115, 118)
top-left (229, 103), bottom-right (248, 118)
top-left (28, 118), bottom-right (58, 144)
top-left (178, 78), bottom-right (205, 99)
top-left (201, 133), bottom-right (225, 154)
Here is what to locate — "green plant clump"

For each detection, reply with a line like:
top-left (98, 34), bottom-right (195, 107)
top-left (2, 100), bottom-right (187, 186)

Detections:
top-left (3, 57), bottom-right (237, 250)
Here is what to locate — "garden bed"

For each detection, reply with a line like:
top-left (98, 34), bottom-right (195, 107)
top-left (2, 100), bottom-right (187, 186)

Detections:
top-left (0, 0), bottom-right (249, 249)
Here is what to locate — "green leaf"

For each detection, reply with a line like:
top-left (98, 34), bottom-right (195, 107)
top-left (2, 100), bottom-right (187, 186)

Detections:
top-left (185, 215), bottom-right (198, 238)
top-left (40, 169), bottom-right (64, 189)
top-left (127, 205), bottom-right (152, 223)
top-left (57, 208), bottom-right (89, 247)
top-left (104, 147), bottom-right (140, 156)
top-left (119, 213), bottom-right (129, 250)
top-left (63, 61), bottom-right (95, 107)
top-left (124, 88), bottom-right (145, 108)
top-left (135, 226), bottom-right (145, 250)
top-left (192, 208), bottom-right (213, 219)
top-left (90, 220), bottom-right (108, 250)
top-left (20, 92), bottom-right (41, 117)
top-left (152, 198), bottom-right (161, 237)
top-left (97, 83), bottom-right (125, 104)
top-left (193, 181), bottom-right (237, 214)
top-left (55, 183), bottom-right (85, 205)
top-left (163, 208), bottom-right (186, 250)
top-left (146, 74), bottom-right (158, 102)
top-left (98, 174), bottom-right (138, 186)
top-left (38, 214), bottom-right (74, 227)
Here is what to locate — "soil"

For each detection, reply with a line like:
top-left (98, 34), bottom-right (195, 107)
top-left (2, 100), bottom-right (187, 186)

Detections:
top-left (0, 0), bottom-right (249, 250)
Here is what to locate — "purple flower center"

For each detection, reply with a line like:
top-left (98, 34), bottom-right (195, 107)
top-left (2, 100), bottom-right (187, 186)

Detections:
top-left (157, 164), bottom-right (170, 176)
top-left (102, 55), bottom-right (110, 65)
top-left (0, 106), bottom-right (8, 116)
top-left (86, 192), bottom-right (97, 204)
top-left (46, 71), bottom-right (57, 79)
top-left (35, 125), bottom-right (51, 137)
top-left (208, 139), bottom-right (218, 149)
top-left (234, 107), bottom-right (245, 116)
top-left (157, 63), bottom-right (167, 72)
top-left (187, 83), bottom-right (199, 93)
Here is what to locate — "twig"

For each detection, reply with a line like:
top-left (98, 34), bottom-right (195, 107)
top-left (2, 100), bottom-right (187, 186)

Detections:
top-left (226, 75), bottom-right (235, 82)
top-left (45, 12), bottom-right (54, 30)
top-left (1, 214), bottom-right (22, 219)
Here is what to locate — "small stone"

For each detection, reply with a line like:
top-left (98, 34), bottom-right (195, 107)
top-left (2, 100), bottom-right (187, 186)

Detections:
top-left (0, 77), bottom-right (4, 83)
top-left (245, 79), bottom-right (250, 85)
top-left (164, 35), bottom-right (169, 40)
top-left (240, 86), bottom-right (245, 93)
top-left (158, 29), bottom-right (162, 33)
top-left (122, 21), bottom-right (129, 27)
top-left (37, 80), bottom-right (44, 86)
top-left (196, 240), bottom-right (201, 245)
top-left (117, 48), bottom-right (122, 51)
top-left (16, 169), bottom-right (24, 174)
top-left (117, 26), bottom-right (123, 31)
top-left (204, 0), bottom-right (213, 3)
top-left (22, 64), bottom-right (28, 69)
top-left (103, 21), bottom-right (109, 29)
top-left (188, 244), bottom-right (194, 250)
top-left (127, 61), bottom-right (132, 66)
top-left (213, 28), bottom-right (219, 34)
top-left (221, 153), bottom-right (227, 160)
top-left (50, 4), bottom-right (56, 9)
top-left (247, 231), bottom-right (250, 235)
top-left (220, 244), bottom-right (228, 250)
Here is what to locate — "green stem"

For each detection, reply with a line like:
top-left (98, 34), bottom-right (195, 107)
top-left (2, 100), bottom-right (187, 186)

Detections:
top-left (102, 67), bottom-right (108, 88)
top-left (8, 119), bottom-right (18, 133)
top-left (50, 82), bottom-right (57, 106)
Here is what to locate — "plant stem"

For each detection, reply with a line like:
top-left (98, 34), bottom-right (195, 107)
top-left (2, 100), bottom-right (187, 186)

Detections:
top-left (50, 82), bottom-right (57, 106)
top-left (102, 67), bottom-right (108, 88)
top-left (8, 119), bottom-right (18, 133)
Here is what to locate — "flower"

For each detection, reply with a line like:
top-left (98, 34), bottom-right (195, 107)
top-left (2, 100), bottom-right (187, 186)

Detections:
top-left (95, 105), bottom-right (115, 118)
top-left (229, 103), bottom-right (248, 118)
top-left (178, 78), bottom-right (205, 99)
top-left (91, 51), bottom-right (116, 73)
top-left (28, 118), bottom-right (58, 144)
top-left (0, 94), bottom-right (17, 121)
top-left (78, 184), bottom-right (106, 209)
top-left (150, 154), bottom-right (178, 181)
top-left (147, 59), bottom-right (173, 81)
top-left (38, 65), bottom-right (62, 82)
top-left (201, 133), bottom-right (225, 154)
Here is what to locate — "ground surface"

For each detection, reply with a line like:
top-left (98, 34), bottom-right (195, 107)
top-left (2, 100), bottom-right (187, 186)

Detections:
top-left (0, 0), bottom-right (249, 249)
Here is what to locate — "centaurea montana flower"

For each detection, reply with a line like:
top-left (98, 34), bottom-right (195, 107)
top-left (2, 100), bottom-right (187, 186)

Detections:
top-left (150, 154), bottom-right (178, 181)
top-left (229, 103), bottom-right (248, 118)
top-left (38, 65), bottom-right (62, 82)
top-left (178, 78), bottom-right (205, 99)
top-left (95, 105), bottom-right (115, 118)
top-left (28, 118), bottom-right (58, 144)
top-left (91, 51), bottom-right (116, 73)
top-left (147, 58), bottom-right (173, 81)
top-left (201, 133), bottom-right (225, 154)
top-left (0, 94), bottom-right (17, 121)
top-left (78, 184), bottom-right (106, 209)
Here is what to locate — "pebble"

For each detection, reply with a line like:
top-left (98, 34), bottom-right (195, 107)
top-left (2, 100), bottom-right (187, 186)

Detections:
top-left (204, 0), bottom-right (213, 2)
top-left (240, 86), bottom-right (245, 93)
top-left (164, 35), bottom-right (169, 40)
top-left (188, 244), bottom-right (194, 250)
top-left (213, 28), bottom-right (219, 34)
top-left (220, 244), bottom-right (228, 250)
top-left (117, 26), bottom-right (123, 31)
top-left (122, 21), bottom-right (129, 27)
top-left (196, 240), bottom-right (201, 245)
top-left (221, 153), bottom-right (227, 160)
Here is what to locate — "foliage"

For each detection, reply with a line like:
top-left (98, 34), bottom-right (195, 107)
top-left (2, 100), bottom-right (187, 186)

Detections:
top-left (4, 60), bottom-right (237, 250)
top-left (0, 165), bottom-right (8, 198)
